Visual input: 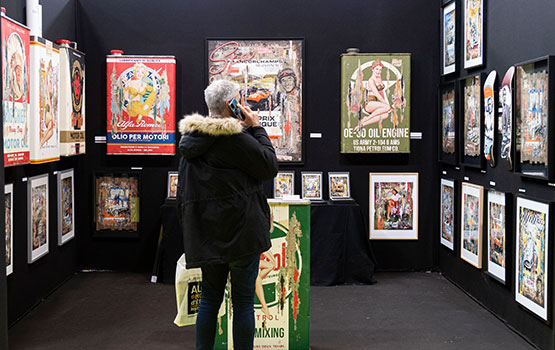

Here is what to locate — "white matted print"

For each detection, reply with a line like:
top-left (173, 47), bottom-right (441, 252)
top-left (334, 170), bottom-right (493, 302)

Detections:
top-left (167, 171), bottom-right (178, 199)
top-left (301, 172), bottom-right (322, 200)
top-left (487, 190), bottom-right (506, 283)
top-left (515, 197), bottom-right (549, 321)
top-left (464, 0), bottom-right (484, 69)
top-left (328, 172), bottom-right (350, 200)
top-left (460, 182), bottom-right (483, 268)
top-left (58, 169), bottom-right (75, 246)
top-left (274, 171), bottom-right (295, 199)
top-left (442, 1), bottom-right (457, 75)
top-left (370, 173), bottom-right (418, 240)
top-left (440, 178), bottom-right (455, 250)
top-left (5, 184), bottom-right (13, 276)
top-left (28, 174), bottom-right (49, 263)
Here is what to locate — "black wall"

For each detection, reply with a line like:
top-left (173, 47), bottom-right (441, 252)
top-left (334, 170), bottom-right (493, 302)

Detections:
top-left (438, 1), bottom-right (555, 349)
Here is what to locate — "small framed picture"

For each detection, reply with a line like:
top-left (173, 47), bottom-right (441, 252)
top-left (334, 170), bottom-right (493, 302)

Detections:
top-left (28, 174), bottom-right (49, 263)
top-left (460, 73), bottom-right (486, 169)
top-left (460, 182), bottom-right (483, 268)
top-left (463, 0), bottom-right (484, 69)
top-left (167, 171), bottom-right (178, 199)
top-left (440, 178), bottom-right (455, 250)
top-left (328, 172), bottom-right (350, 200)
top-left (301, 172), bottom-right (323, 201)
top-left (486, 190), bottom-right (508, 284)
top-left (274, 171), bottom-right (295, 199)
top-left (58, 169), bottom-right (75, 246)
top-left (438, 83), bottom-right (458, 165)
top-left (441, 0), bottom-right (457, 75)
top-left (5, 184), bottom-right (13, 276)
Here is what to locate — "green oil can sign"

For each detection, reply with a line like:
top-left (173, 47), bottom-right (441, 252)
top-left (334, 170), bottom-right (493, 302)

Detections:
top-left (215, 201), bottom-right (310, 349)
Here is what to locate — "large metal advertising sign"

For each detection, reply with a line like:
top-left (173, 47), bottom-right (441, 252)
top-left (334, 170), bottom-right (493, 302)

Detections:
top-left (106, 53), bottom-right (176, 155)
top-left (215, 201), bottom-right (310, 350)
top-left (207, 39), bottom-right (303, 163)
top-left (341, 53), bottom-right (411, 153)
top-left (2, 13), bottom-right (31, 166)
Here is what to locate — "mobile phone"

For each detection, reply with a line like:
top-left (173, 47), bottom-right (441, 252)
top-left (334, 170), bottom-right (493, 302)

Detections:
top-left (228, 98), bottom-right (245, 121)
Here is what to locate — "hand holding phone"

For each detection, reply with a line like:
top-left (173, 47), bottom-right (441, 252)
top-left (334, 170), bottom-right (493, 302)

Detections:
top-left (227, 98), bottom-right (245, 121)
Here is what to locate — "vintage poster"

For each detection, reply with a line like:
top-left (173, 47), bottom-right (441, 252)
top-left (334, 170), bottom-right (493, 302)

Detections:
top-left (500, 67), bottom-right (515, 169)
top-left (487, 190), bottom-right (506, 283)
top-left (167, 171), bottom-right (178, 199)
top-left (440, 178), bottom-right (455, 250)
top-left (207, 40), bottom-right (303, 163)
top-left (515, 197), bottom-right (549, 321)
top-left (57, 169), bottom-right (75, 245)
top-left (58, 41), bottom-right (86, 156)
top-left (464, 0), bottom-right (483, 68)
top-left (442, 1), bottom-right (456, 75)
top-left (28, 174), bottom-right (49, 263)
top-left (2, 14), bottom-right (31, 166)
top-left (442, 89), bottom-right (456, 154)
top-left (340, 53), bottom-right (411, 153)
top-left (301, 172), bottom-right (322, 200)
top-left (274, 172), bottom-right (294, 199)
top-left (483, 71), bottom-right (496, 166)
top-left (29, 37), bottom-right (60, 163)
top-left (463, 75), bottom-right (481, 157)
top-left (328, 172), bottom-right (350, 200)
top-left (95, 175), bottom-right (139, 231)
top-left (214, 201), bottom-right (310, 350)
top-left (460, 182), bottom-right (483, 268)
top-left (369, 173), bottom-right (418, 240)
top-left (5, 183), bottom-right (13, 276)
top-left (106, 54), bottom-right (176, 155)
top-left (516, 66), bottom-right (548, 165)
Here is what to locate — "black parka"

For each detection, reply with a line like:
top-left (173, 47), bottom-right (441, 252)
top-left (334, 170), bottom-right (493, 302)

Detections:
top-left (176, 113), bottom-right (278, 268)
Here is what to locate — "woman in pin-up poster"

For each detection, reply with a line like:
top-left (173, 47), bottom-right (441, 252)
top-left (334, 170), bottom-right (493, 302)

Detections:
top-left (124, 63), bottom-right (156, 124)
top-left (355, 60), bottom-right (392, 131)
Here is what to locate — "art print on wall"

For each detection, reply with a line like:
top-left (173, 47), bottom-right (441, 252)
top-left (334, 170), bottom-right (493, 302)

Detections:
top-left (301, 172), bottom-right (322, 200)
top-left (460, 182), bottom-right (483, 268)
top-left (207, 39), bottom-right (303, 163)
top-left (340, 53), bottom-right (411, 153)
top-left (28, 174), bottom-right (49, 263)
top-left (274, 171), bottom-right (295, 199)
top-left (442, 1), bottom-right (456, 75)
top-left (5, 184), bottom-right (13, 275)
top-left (107, 54), bottom-right (176, 155)
top-left (95, 174), bottom-right (139, 232)
top-left (57, 169), bottom-right (75, 245)
top-left (515, 197), bottom-right (549, 321)
top-left (463, 74), bottom-right (482, 160)
top-left (464, 0), bottom-right (484, 69)
top-left (442, 88), bottom-right (456, 155)
top-left (370, 173), bottom-right (418, 240)
top-left (328, 172), bottom-right (351, 200)
top-left (167, 171), bottom-right (178, 199)
top-left (500, 66), bottom-right (515, 170)
top-left (487, 190), bottom-right (506, 283)
top-left (440, 178), bottom-right (455, 250)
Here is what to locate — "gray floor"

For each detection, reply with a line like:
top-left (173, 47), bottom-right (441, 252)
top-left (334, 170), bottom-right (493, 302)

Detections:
top-left (9, 272), bottom-right (535, 350)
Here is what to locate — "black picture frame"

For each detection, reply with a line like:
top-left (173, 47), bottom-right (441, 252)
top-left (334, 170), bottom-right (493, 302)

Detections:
top-left (438, 82), bottom-right (459, 165)
top-left (440, 0), bottom-right (458, 76)
top-left (459, 72), bottom-right (486, 169)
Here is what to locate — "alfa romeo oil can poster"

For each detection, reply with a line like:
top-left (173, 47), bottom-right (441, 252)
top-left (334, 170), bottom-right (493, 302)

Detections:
top-left (340, 53), bottom-right (411, 154)
top-left (106, 54), bottom-right (176, 155)
top-left (207, 39), bottom-right (303, 163)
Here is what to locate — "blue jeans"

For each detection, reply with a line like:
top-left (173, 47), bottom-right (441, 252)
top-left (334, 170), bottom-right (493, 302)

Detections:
top-left (196, 255), bottom-right (260, 350)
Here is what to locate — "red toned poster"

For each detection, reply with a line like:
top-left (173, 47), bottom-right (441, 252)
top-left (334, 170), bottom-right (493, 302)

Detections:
top-left (2, 13), bottom-right (31, 166)
top-left (106, 54), bottom-right (176, 155)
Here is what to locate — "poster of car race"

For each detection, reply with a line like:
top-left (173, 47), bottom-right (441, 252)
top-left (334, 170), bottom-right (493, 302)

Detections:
top-left (369, 173), bottom-right (418, 240)
top-left (28, 174), bottom-right (49, 263)
top-left (2, 13), bottom-right (30, 166)
top-left (463, 75), bottom-right (481, 157)
top-left (340, 53), bottom-right (411, 154)
top-left (515, 197), bottom-right (549, 321)
top-left (95, 175), bottom-right (139, 231)
top-left (440, 178), bottom-right (455, 250)
top-left (106, 54), bottom-right (176, 155)
top-left (207, 40), bottom-right (303, 163)
top-left (460, 182), bottom-right (483, 268)
top-left (58, 169), bottom-right (75, 245)
top-left (214, 201), bottom-right (310, 350)
top-left (487, 190), bottom-right (506, 282)
top-left (464, 0), bottom-right (483, 69)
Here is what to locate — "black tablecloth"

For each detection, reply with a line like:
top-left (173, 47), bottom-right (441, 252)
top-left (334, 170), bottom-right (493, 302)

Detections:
top-left (158, 200), bottom-right (183, 283)
top-left (310, 200), bottom-right (376, 286)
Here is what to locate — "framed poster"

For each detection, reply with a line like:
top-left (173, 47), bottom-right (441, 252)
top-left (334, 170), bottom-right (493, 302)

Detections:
top-left (94, 173), bottom-right (140, 236)
top-left (441, 0), bottom-right (457, 75)
top-left (463, 0), bottom-right (484, 69)
top-left (274, 171), bottom-right (295, 199)
top-left (207, 39), bottom-right (303, 163)
top-left (440, 178), bottom-right (455, 250)
top-left (106, 53), bottom-right (176, 155)
top-left (515, 197), bottom-right (550, 322)
top-left (340, 53), bottom-right (411, 153)
top-left (460, 73), bottom-right (485, 169)
top-left (460, 182), bottom-right (483, 268)
top-left (5, 184), bottom-right (13, 276)
top-left (328, 172), bottom-right (351, 200)
top-left (301, 172), bottom-right (323, 201)
top-left (167, 171), bottom-right (178, 199)
top-left (515, 56), bottom-right (555, 181)
top-left (2, 13), bottom-right (31, 166)
top-left (499, 66), bottom-right (515, 170)
top-left (369, 173), bottom-right (418, 240)
top-left (28, 174), bottom-right (49, 263)
top-left (57, 169), bottom-right (75, 246)
top-left (438, 83), bottom-right (458, 165)
top-left (486, 190), bottom-right (508, 283)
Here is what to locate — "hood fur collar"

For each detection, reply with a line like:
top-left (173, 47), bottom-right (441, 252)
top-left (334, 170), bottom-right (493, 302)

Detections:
top-left (179, 113), bottom-right (243, 136)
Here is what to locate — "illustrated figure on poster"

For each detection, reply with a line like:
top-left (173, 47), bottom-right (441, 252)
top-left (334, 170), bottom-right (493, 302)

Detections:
top-left (463, 194), bottom-right (479, 254)
top-left (256, 250), bottom-right (278, 323)
top-left (5, 194), bottom-right (11, 267)
top-left (355, 60), bottom-right (391, 132)
top-left (39, 59), bottom-right (58, 148)
top-left (274, 68), bottom-right (300, 150)
top-left (32, 184), bottom-right (47, 249)
top-left (500, 68), bottom-right (514, 163)
top-left (4, 32), bottom-right (29, 145)
top-left (71, 60), bottom-right (84, 129)
top-left (518, 208), bottom-right (545, 306)
top-left (374, 182), bottom-right (413, 231)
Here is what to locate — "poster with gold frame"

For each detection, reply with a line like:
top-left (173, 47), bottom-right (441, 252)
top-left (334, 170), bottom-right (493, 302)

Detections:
top-left (460, 73), bottom-right (485, 169)
top-left (28, 174), bottom-right (49, 263)
top-left (460, 182), bottom-right (483, 268)
top-left (369, 173), bottom-right (418, 240)
top-left (5, 183), bottom-right (13, 275)
top-left (463, 0), bottom-right (484, 69)
top-left (57, 169), bottom-right (75, 246)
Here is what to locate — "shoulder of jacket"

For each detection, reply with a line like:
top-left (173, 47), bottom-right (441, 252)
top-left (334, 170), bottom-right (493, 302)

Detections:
top-left (179, 113), bottom-right (243, 136)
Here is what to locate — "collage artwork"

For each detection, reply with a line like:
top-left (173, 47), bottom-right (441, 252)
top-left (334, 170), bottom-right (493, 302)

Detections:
top-left (95, 175), bottom-right (139, 231)
top-left (30, 182), bottom-right (48, 253)
top-left (464, 0), bottom-right (483, 68)
top-left (463, 75), bottom-right (481, 157)
top-left (301, 173), bottom-right (322, 200)
top-left (329, 174), bottom-right (350, 199)
top-left (440, 179), bottom-right (454, 249)
top-left (461, 185), bottom-right (482, 267)
top-left (274, 172), bottom-right (294, 199)
top-left (442, 1), bottom-right (456, 74)
top-left (442, 89), bottom-right (456, 154)
top-left (60, 175), bottom-right (73, 238)
top-left (487, 191), bottom-right (506, 280)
